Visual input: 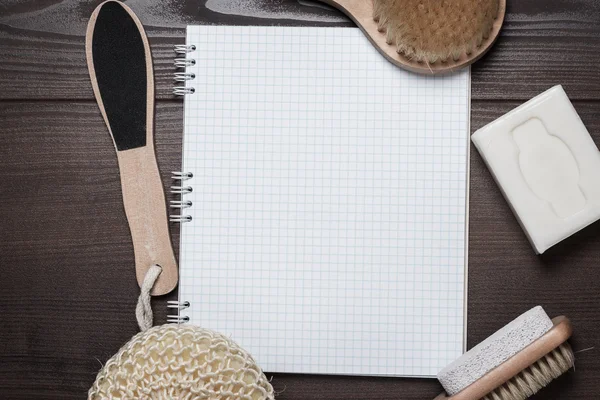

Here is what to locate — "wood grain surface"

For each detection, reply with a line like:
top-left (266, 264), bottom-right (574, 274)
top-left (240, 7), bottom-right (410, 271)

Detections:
top-left (0, 1), bottom-right (599, 399)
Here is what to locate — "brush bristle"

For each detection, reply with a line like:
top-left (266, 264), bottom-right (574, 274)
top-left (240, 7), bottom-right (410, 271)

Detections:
top-left (372, 0), bottom-right (500, 64)
top-left (482, 343), bottom-right (575, 400)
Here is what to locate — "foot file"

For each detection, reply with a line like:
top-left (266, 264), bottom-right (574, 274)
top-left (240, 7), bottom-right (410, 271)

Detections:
top-left (85, 1), bottom-right (177, 295)
top-left (435, 306), bottom-right (574, 400)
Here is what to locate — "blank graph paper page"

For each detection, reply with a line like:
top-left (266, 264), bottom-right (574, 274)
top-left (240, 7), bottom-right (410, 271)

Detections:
top-left (179, 25), bottom-right (469, 377)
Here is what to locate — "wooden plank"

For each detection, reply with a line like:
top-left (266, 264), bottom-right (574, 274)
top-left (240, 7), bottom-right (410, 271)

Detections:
top-left (467, 100), bottom-right (600, 400)
top-left (0, 100), bottom-right (599, 398)
top-left (0, 101), bottom-right (182, 397)
top-left (0, 0), bottom-right (599, 101)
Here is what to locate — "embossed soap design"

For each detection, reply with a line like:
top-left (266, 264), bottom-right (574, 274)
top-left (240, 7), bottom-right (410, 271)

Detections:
top-left (513, 118), bottom-right (586, 219)
top-left (472, 85), bottom-right (600, 254)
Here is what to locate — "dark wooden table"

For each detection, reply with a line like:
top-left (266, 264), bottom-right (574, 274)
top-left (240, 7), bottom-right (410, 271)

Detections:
top-left (1, 1), bottom-right (599, 399)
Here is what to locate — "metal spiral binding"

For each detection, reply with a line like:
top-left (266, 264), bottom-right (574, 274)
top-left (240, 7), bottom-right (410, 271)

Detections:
top-left (174, 44), bottom-right (196, 54)
top-left (168, 300), bottom-right (191, 309)
top-left (173, 87), bottom-right (195, 95)
top-left (172, 171), bottom-right (193, 180)
top-left (167, 315), bottom-right (190, 324)
top-left (170, 46), bottom-right (196, 320)
top-left (173, 45), bottom-right (196, 95)
top-left (167, 300), bottom-right (191, 324)
top-left (171, 185), bottom-right (193, 195)
top-left (170, 171), bottom-right (193, 223)
top-left (170, 215), bottom-right (192, 223)
top-left (174, 58), bottom-right (195, 67)
top-left (174, 72), bottom-right (195, 82)
top-left (170, 200), bottom-right (192, 209)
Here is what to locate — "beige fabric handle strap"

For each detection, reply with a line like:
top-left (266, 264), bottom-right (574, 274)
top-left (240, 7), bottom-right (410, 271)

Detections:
top-left (136, 264), bottom-right (163, 331)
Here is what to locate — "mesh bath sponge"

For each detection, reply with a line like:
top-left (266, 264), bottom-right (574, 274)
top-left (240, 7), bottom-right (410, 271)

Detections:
top-left (89, 324), bottom-right (274, 400)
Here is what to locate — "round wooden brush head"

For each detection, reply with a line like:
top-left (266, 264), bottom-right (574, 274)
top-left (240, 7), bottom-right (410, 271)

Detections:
top-left (319, 0), bottom-right (506, 74)
top-left (373, 0), bottom-right (500, 64)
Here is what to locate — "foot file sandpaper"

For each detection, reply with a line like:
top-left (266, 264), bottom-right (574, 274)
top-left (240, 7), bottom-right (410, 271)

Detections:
top-left (92, 1), bottom-right (147, 150)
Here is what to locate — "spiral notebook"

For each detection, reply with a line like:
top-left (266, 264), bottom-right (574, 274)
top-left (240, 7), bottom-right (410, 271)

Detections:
top-left (173, 25), bottom-right (470, 377)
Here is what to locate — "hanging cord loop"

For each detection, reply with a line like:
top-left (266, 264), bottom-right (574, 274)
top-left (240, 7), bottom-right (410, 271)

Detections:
top-left (135, 264), bottom-right (163, 331)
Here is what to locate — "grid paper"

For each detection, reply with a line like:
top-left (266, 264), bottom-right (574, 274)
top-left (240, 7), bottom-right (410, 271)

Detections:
top-left (179, 25), bottom-right (469, 377)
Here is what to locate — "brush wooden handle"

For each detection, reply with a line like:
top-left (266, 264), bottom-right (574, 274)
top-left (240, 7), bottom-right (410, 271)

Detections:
top-left (86, 1), bottom-right (177, 296)
top-left (434, 316), bottom-right (573, 400)
top-left (318, 0), bottom-right (506, 74)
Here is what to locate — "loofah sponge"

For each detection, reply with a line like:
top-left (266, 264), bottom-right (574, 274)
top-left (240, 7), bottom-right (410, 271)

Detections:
top-left (89, 324), bottom-right (274, 400)
top-left (372, 0), bottom-right (500, 63)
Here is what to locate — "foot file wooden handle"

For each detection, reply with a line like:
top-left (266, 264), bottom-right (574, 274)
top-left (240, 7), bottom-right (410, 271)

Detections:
top-left (85, 0), bottom-right (177, 295)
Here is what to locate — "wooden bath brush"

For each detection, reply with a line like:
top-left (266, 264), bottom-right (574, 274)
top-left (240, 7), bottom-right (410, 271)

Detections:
top-left (318, 0), bottom-right (506, 74)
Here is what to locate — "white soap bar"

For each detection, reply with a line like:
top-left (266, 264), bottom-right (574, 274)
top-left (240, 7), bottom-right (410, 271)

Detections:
top-left (472, 85), bottom-right (600, 254)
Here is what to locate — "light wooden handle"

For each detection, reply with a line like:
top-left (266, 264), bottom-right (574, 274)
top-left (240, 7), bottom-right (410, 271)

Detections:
top-left (118, 147), bottom-right (178, 296)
